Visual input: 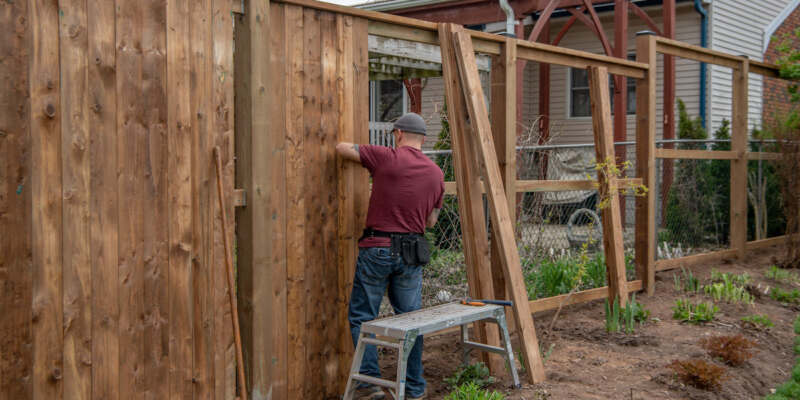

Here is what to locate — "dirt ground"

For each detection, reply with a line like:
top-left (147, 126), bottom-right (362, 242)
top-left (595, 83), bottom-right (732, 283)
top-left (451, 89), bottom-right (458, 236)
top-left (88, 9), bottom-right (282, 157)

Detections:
top-left (376, 247), bottom-right (798, 399)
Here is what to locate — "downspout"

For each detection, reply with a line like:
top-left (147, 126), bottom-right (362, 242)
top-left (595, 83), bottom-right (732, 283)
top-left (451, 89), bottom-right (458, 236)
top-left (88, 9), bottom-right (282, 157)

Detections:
top-left (498, 0), bottom-right (516, 37)
top-left (694, 0), bottom-right (708, 128)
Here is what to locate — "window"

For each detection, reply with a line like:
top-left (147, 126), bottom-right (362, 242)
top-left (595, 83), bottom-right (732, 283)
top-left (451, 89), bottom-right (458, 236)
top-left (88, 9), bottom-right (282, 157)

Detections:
top-left (570, 54), bottom-right (636, 117)
top-left (369, 80), bottom-right (407, 122)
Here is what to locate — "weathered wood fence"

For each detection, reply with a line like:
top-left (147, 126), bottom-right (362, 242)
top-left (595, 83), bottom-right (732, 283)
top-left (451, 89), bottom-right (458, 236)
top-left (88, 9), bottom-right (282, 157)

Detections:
top-left (1, 0), bottom-right (236, 398)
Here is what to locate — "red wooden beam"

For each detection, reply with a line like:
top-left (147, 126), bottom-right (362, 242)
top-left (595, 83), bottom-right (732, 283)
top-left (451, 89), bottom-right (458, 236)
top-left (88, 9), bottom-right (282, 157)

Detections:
top-left (528, 0), bottom-right (561, 42)
top-left (628, 1), bottom-right (662, 36)
top-left (403, 79), bottom-right (423, 114)
top-left (392, 0), bottom-right (616, 26)
top-left (552, 10), bottom-right (579, 45)
top-left (583, 0), bottom-right (613, 56)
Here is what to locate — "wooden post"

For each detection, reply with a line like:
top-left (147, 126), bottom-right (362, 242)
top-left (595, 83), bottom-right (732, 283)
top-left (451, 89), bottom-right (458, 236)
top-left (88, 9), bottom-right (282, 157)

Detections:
top-left (588, 66), bottom-right (629, 307)
top-left (447, 24), bottom-right (546, 383)
top-left (731, 59), bottom-right (749, 258)
top-left (438, 23), bottom-right (505, 375)
top-left (661, 0), bottom-right (676, 223)
top-left (634, 33), bottom-right (657, 295)
top-left (490, 37), bottom-right (517, 316)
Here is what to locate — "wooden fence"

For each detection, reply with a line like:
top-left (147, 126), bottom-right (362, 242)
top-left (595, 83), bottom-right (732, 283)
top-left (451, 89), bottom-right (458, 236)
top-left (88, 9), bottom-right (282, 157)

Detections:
top-left (1, 0), bottom-right (237, 398)
top-left (1, 0), bottom-right (793, 398)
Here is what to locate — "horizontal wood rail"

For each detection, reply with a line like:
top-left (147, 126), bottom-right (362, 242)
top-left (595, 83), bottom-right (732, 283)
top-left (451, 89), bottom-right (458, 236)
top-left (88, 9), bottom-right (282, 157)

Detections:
top-left (443, 178), bottom-right (643, 195)
top-left (655, 249), bottom-right (739, 272)
top-left (515, 41), bottom-right (648, 78)
top-left (747, 152), bottom-right (782, 161)
top-left (529, 280), bottom-right (643, 314)
top-left (653, 37), bottom-right (779, 77)
top-left (655, 148), bottom-right (737, 160)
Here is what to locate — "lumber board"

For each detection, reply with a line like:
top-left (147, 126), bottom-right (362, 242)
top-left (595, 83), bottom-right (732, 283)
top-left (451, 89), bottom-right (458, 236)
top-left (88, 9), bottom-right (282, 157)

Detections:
top-left (634, 34), bottom-right (656, 295)
top-left (654, 148), bottom-right (737, 160)
top-left (212, 0), bottom-right (237, 397)
top-left (116, 2), bottom-right (146, 395)
top-left (515, 45), bottom-right (646, 79)
top-left (167, 0), bottom-right (194, 396)
top-left (190, 0), bottom-right (215, 395)
top-left (233, 189), bottom-right (247, 206)
top-left (731, 60), bottom-right (749, 259)
top-left (320, 10), bottom-right (340, 397)
top-left (335, 12), bottom-right (357, 393)
top-left (284, 4), bottom-right (306, 398)
top-left (142, 0), bottom-right (170, 397)
top-left (654, 37), bottom-right (743, 70)
top-left (0, 0), bottom-right (32, 396)
top-left (588, 66), bottom-right (629, 308)
top-left (746, 235), bottom-right (792, 250)
top-left (515, 178), bottom-right (643, 192)
top-left (439, 23), bottom-right (503, 374)
top-left (529, 281), bottom-right (643, 314)
top-left (59, 0), bottom-right (91, 397)
top-left (489, 38), bottom-right (516, 320)
top-left (655, 249), bottom-right (739, 272)
top-left (746, 152), bottom-right (782, 161)
top-left (30, 0), bottom-right (63, 397)
top-left (303, 8), bottom-right (323, 397)
top-left (448, 25), bottom-right (546, 383)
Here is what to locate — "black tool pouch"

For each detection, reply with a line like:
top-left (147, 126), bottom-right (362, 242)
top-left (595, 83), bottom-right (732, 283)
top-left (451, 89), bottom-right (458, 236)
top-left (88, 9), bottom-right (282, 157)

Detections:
top-left (392, 234), bottom-right (430, 266)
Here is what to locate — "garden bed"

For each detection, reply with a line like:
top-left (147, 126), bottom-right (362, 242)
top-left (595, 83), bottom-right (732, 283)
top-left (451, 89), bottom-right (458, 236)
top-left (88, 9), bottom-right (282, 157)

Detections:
top-left (374, 246), bottom-right (798, 399)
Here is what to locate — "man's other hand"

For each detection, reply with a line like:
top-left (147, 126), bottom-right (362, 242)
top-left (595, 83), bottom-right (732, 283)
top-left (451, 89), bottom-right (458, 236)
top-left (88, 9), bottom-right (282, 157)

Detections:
top-left (336, 142), bottom-right (361, 163)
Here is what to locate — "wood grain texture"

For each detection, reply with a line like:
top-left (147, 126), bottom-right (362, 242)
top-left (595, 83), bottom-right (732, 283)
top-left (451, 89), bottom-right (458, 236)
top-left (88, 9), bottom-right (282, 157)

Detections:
top-left (167, 0), bottom-right (194, 396)
top-left (303, 8), bottom-right (323, 397)
top-left (142, 0), bottom-right (170, 398)
top-left (0, 0), bottom-right (32, 397)
top-left (438, 23), bottom-right (502, 373)
top-left (654, 148), bottom-right (737, 160)
top-left (587, 66), bottom-right (629, 308)
top-left (267, 3), bottom-right (288, 398)
top-left (284, 4), bottom-right (307, 398)
top-left (30, 0), bottom-right (64, 397)
top-left (634, 34), bottom-right (656, 295)
top-left (116, 0), bottom-right (146, 396)
top-left (212, 0), bottom-right (237, 398)
top-left (59, 0), bottom-right (92, 397)
top-left (529, 281), bottom-right (643, 314)
top-left (730, 60), bottom-right (749, 259)
top-left (655, 249), bottom-right (739, 272)
top-left (448, 25), bottom-right (546, 384)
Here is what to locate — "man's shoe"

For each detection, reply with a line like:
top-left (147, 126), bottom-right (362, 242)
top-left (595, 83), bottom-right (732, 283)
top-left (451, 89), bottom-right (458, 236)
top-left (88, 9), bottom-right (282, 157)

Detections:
top-left (406, 390), bottom-right (426, 400)
top-left (354, 384), bottom-right (385, 400)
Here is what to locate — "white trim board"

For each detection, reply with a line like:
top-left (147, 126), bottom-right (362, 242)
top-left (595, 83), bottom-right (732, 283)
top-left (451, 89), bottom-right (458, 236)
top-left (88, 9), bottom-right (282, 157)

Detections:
top-left (763, 0), bottom-right (800, 52)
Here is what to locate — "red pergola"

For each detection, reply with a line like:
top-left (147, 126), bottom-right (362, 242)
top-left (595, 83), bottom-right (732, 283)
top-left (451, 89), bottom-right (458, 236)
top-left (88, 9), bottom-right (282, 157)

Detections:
top-left (389, 0), bottom-right (677, 217)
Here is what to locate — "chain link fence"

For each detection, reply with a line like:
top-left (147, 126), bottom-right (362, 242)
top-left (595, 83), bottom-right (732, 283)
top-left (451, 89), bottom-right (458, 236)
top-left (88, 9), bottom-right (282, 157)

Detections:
top-left (368, 124), bottom-right (784, 310)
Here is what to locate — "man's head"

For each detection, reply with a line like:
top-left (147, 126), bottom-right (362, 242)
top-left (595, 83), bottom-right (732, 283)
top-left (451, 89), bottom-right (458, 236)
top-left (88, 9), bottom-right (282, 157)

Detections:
top-left (392, 113), bottom-right (427, 148)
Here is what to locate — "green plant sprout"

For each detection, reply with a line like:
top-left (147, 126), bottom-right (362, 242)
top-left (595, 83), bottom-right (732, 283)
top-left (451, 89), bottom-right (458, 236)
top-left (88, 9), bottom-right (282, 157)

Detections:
top-left (770, 287), bottom-right (800, 304)
top-left (672, 298), bottom-right (718, 324)
top-left (590, 156), bottom-right (649, 210)
top-left (444, 382), bottom-right (505, 400)
top-left (741, 314), bottom-right (773, 330)
top-left (765, 265), bottom-right (799, 283)
top-left (605, 294), bottom-right (650, 334)
top-left (673, 268), bottom-right (701, 293)
top-left (444, 362), bottom-right (496, 390)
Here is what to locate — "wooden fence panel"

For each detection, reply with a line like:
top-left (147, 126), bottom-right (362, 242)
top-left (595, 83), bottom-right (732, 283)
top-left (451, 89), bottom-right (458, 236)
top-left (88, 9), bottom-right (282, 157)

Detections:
top-left (2, 0), bottom-right (236, 398)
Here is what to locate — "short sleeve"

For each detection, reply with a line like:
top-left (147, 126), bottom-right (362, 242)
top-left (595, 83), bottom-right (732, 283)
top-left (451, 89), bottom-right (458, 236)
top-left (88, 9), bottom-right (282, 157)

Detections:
top-left (358, 144), bottom-right (392, 173)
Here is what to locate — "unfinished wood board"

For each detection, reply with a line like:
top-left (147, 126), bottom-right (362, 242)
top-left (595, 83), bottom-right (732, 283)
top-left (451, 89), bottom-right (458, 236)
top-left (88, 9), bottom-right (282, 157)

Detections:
top-left (731, 60), bottom-right (749, 259)
top-left (634, 34), bottom-right (656, 295)
top-left (587, 66), bottom-right (629, 308)
top-left (438, 23), bottom-right (503, 374)
top-left (447, 24), bottom-right (546, 383)
top-left (529, 281), bottom-right (643, 314)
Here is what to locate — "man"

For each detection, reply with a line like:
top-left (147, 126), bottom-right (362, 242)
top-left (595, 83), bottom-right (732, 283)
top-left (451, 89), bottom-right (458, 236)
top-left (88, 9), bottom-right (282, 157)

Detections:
top-left (336, 113), bottom-right (444, 399)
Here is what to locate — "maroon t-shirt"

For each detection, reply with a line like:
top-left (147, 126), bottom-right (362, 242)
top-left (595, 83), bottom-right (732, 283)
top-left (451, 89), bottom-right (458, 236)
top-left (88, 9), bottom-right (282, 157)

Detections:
top-left (358, 145), bottom-right (445, 247)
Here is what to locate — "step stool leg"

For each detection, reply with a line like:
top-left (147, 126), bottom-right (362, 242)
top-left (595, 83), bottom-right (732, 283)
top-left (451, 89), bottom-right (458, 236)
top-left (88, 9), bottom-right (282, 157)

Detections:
top-left (460, 323), bottom-right (469, 365)
top-left (496, 315), bottom-right (520, 388)
top-left (344, 332), bottom-right (369, 400)
top-left (396, 332), bottom-right (418, 400)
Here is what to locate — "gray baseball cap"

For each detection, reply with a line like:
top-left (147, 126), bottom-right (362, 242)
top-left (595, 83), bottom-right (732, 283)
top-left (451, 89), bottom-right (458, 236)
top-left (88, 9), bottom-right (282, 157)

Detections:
top-left (393, 113), bottom-right (427, 136)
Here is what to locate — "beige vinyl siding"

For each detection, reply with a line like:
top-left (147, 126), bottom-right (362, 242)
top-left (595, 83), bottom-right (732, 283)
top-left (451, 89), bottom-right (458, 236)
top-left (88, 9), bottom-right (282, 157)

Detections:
top-left (709, 0), bottom-right (792, 133)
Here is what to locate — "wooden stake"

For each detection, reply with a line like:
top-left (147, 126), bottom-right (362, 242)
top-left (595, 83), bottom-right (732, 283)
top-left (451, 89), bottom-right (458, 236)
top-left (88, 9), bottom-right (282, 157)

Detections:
top-left (215, 146), bottom-right (248, 400)
top-left (445, 24), bottom-right (546, 383)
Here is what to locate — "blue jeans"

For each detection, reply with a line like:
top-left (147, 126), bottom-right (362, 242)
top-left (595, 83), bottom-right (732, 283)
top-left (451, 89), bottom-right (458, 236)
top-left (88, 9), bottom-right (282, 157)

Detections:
top-left (349, 247), bottom-right (426, 397)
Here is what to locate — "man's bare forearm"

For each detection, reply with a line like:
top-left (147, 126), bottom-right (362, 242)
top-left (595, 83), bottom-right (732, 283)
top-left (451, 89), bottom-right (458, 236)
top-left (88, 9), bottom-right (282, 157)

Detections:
top-left (336, 142), bottom-right (361, 163)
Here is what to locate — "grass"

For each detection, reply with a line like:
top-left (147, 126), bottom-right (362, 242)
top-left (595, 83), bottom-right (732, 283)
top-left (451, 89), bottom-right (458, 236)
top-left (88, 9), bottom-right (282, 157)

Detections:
top-left (741, 314), bottom-right (774, 330)
top-left (764, 315), bottom-right (800, 399)
top-left (770, 287), bottom-right (800, 304)
top-left (672, 298), bottom-right (718, 324)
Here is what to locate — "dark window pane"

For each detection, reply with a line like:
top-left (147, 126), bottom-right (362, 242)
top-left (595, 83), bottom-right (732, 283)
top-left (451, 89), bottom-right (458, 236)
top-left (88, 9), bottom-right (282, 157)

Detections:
top-left (571, 89), bottom-right (591, 117)
top-left (378, 80), bottom-right (404, 122)
top-left (571, 68), bottom-right (589, 88)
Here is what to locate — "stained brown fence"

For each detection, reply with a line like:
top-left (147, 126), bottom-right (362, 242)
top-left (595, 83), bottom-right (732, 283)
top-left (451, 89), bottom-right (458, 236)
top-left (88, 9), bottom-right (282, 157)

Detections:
top-left (1, 0), bottom-right (237, 398)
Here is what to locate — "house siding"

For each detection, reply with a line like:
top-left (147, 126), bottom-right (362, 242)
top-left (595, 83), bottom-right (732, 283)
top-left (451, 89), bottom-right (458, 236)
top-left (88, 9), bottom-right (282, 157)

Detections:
top-left (709, 0), bottom-right (793, 133)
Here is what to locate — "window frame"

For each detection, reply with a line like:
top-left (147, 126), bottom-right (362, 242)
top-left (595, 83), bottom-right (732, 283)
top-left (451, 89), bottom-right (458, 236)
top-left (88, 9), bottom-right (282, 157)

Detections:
top-left (568, 53), bottom-right (637, 119)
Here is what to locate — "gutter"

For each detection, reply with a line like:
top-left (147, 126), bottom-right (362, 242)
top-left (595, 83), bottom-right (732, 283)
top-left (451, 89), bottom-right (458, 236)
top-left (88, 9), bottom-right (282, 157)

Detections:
top-left (694, 0), bottom-right (708, 129)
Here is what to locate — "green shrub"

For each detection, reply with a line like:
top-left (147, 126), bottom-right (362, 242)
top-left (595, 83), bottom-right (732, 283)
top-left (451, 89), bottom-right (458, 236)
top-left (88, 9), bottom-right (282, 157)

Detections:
top-left (672, 299), bottom-right (718, 324)
top-left (444, 382), bottom-right (505, 400)
top-left (770, 287), bottom-right (800, 304)
top-left (741, 314), bottom-right (774, 329)
top-left (444, 362), bottom-right (495, 390)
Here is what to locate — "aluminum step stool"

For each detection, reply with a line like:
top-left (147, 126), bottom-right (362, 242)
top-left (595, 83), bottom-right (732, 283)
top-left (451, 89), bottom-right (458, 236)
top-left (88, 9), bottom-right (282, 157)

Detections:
top-left (343, 302), bottom-right (520, 400)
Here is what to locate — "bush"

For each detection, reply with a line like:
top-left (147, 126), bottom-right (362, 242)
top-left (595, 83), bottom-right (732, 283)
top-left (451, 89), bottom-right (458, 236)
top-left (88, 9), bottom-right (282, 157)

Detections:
top-left (699, 334), bottom-right (756, 366)
top-left (444, 362), bottom-right (496, 390)
top-left (672, 299), bottom-right (718, 324)
top-left (667, 359), bottom-right (727, 391)
top-left (444, 382), bottom-right (505, 400)
top-left (523, 252), bottom-right (635, 299)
